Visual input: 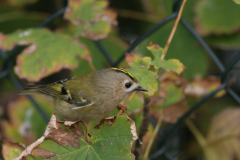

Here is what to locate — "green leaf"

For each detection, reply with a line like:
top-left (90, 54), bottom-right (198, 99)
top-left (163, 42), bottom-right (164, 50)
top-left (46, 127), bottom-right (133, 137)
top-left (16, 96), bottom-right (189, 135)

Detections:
top-left (146, 43), bottom-right (185, 74)
top-left (64, 0), bottom-right (117, 40)
top-left (161, 59), bottom-right (185, 74)
top-left (204, 33), bottom-right (240, 49)
top-left (146, 43), bottom-right (164, 67)
top-left (161, 83), bottom-right (183, 108)
top-left (0, 96), bottom-right (54, 145)
top-left (195, 0), bottom-right (240, 35)
top-left (15, 114), bottom-right (137, 160)
top-left (138, 22), bottom-right (208, 80)
top-left (0, 28), bottom-right (90, 82)
top-left (126, 53), bottom-right (158, 96)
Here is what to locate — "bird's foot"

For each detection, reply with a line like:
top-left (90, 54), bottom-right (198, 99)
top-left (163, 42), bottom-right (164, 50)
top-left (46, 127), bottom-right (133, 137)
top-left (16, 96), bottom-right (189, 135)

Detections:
top-left (116, 104), bottom-right (127, 116)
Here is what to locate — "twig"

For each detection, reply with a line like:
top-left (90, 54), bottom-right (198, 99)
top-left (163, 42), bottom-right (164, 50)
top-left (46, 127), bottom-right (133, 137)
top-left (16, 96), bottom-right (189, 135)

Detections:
top-left (133, 97), bottom-right (151, 160)
top-left (116, 92), bottom-right (136, 116)
top-left (160, 0), bottom-right (187, 60)
top-left (143, 108), bottom-right (163, 159)
top-left (87, 61), bottom-right (97, 72)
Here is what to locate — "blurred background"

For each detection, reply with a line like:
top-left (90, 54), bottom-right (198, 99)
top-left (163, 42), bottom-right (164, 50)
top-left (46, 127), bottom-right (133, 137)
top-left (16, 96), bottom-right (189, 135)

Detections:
top-left (1, 0), bottom-right (240, 159)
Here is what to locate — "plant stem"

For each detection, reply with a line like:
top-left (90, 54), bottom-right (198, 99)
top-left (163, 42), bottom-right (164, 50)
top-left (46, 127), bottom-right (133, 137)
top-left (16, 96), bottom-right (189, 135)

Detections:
top-left (116, 92), bottom-right (136, 116)
top-left (185, 119), bottom-right (208, 155)
top-left (133, 97), bottom-right (150, 160)
top-left (87, 60), bottom-right (97, 72)
top-left (160, 0), bottom-right (187, 60)
top-left (143, 108), bottom-right (163, 159)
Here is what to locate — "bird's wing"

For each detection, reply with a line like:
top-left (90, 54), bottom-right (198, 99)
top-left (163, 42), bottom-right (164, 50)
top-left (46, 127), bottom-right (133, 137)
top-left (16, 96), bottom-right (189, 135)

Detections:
top-left (21, 77), bottom-right (94, 109)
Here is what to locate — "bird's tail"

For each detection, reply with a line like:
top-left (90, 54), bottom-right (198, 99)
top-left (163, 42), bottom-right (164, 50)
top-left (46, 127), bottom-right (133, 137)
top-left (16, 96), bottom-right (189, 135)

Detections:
top-left (18, 85), bottom-right (44, 95)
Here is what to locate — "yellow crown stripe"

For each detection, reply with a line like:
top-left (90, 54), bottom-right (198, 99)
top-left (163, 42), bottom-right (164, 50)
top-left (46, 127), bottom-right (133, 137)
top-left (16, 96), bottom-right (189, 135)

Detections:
top-left (111, 68), bottom-right (135, 79)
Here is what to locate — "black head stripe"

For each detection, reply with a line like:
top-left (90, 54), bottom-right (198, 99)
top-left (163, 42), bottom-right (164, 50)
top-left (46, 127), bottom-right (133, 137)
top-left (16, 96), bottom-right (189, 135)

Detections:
top-left (111, 68), bottom-right (135, 80)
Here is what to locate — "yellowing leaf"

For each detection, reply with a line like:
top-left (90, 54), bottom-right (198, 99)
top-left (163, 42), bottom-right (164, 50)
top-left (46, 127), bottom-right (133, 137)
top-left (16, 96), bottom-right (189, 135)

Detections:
top-left (0, 28), bottom-right (90, 82)
top-left (233, 0), bottom-right (240, 4)
top-left (2, 140), bottom-right (25, 160)
top-left (126, 53), bottom-right (158, 96)
top-left (161, 59), bottom-right (185, 74)
top-left (64, 0), bottom-right (117, 40)
top-left (146, 43), bottom-right (185, 74)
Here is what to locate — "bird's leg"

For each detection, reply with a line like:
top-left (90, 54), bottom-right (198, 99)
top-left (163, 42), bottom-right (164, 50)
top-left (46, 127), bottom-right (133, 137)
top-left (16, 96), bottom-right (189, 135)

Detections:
top-left (116, 104), bottom-right (127, 116)
top-left (116, 92), bottom-right (136, 116)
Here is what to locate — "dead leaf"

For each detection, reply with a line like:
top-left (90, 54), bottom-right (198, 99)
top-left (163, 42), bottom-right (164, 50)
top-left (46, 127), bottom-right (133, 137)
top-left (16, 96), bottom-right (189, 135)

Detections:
top-left (206, 108), bottom-right (240, 160)
top-left (184, 76), bottom-right (226, 98)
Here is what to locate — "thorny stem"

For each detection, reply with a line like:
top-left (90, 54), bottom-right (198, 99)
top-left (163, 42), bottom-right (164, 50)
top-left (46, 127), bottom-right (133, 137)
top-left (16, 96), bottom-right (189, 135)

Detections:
top-left (116, 92), bottom-right (136, 116)
top-left (143, 108), bottom-right (163, 159)
top-left (133, 97), bottom-right (151, 160)
top-left (160, 0), bottom-right (187, 60)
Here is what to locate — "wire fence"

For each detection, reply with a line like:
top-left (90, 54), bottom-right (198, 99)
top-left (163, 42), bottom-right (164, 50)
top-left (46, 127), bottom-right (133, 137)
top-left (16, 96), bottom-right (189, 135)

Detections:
top-left (1, 0), bottom-right (240, 159)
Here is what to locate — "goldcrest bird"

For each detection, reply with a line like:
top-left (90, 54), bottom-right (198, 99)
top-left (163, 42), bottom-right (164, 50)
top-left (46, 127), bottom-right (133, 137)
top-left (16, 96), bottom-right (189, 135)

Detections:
top-left (19, 68), bottom-right (148, 122)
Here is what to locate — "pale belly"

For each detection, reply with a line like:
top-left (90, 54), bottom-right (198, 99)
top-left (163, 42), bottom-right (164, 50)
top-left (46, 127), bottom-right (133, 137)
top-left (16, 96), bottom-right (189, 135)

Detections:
top-left (53, 99), bottom-right (118, 123)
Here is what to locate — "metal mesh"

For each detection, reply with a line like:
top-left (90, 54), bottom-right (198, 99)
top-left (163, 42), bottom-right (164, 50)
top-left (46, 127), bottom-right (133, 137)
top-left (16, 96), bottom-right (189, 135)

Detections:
top-left (1, 0), bottom-right (240, 159)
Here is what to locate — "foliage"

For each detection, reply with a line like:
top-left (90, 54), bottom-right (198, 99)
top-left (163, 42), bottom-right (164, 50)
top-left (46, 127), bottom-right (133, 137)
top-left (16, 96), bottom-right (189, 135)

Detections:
top-left (0, 0), bottom-right (240, 159)
top-left (12, 114), bottom-right (137, 160)
top-left (0, 29), bottom-right (90, 82)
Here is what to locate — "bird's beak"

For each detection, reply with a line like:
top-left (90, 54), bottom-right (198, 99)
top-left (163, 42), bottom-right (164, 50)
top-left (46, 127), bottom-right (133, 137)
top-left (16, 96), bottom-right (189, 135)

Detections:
top-left (134, 86), bottom-right (148, 92)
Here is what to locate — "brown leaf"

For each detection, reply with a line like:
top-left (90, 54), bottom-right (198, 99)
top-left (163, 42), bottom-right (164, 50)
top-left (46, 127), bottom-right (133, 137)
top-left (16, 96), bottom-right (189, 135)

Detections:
top-left (31, 148), bottom-right (55, 159)
top-left (148, 41), bottom-right (160, 49)
top-left (14, 113), bottom-right (87, 160)
top-left (151, 100), bottom-right (192, 124)
top-left (184, 76), bottom-right (226, 98)
top-left (206, 108), bottom-right (240, 160)
top-left (47, 129), bottom-right (80, 148)
top-left (125, 52), bottom-right (135, 64)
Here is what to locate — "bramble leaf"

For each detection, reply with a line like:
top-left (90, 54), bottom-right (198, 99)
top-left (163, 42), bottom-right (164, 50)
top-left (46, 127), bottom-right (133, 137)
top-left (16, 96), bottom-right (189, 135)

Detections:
top-left (126, 53), bottom-right (158, 96)
top-left (15, 114), bottom-right (137, 160)
top-left (0, 28), bottom-right (90, 82)
top-left (64, 0), bottom-right (117, 40)
top-left (204, 33), bottom-right (240, 49)
top-left (195, 0), bottom-right (240, 35)
top-left (161, 59), bottom-right (185, 74)
top-left (147, 43), bottom-right (185, 74)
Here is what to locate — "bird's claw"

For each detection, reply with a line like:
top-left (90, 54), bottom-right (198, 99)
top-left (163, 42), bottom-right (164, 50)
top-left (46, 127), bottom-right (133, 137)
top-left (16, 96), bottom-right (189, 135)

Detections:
top-left (116, 104), bottom-right (127, 116)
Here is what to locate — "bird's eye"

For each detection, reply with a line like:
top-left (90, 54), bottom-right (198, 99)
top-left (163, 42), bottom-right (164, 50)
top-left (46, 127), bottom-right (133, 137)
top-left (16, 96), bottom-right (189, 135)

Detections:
top-left (125, 83), bottom-right (132, 88)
